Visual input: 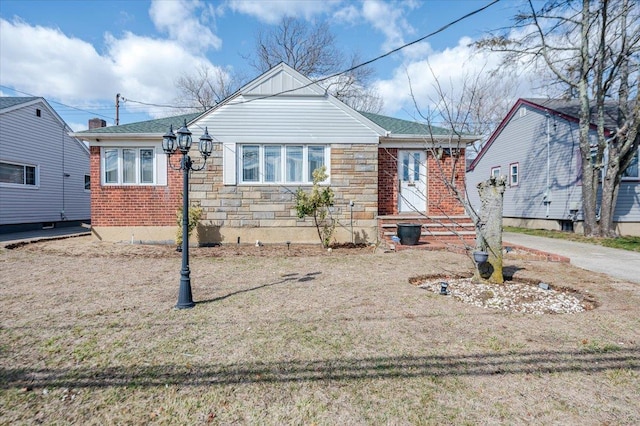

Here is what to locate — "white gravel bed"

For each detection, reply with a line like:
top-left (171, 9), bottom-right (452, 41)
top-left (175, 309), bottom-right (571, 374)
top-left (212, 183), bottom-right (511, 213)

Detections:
top-left (418, 278), bottom-right (585, 314)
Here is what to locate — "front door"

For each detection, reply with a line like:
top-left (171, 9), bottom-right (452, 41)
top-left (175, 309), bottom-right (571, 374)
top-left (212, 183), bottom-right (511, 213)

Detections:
top-left (398, 150), bottom-right (426, 213)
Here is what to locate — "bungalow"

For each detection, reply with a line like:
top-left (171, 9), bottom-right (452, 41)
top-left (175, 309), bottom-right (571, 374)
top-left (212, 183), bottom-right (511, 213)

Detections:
top-left (75, 64), bottom-right (478, 245)
top-left (0, 97), bottom-right (90, 233)
top-left (466, 98), bottom-right (640, 236)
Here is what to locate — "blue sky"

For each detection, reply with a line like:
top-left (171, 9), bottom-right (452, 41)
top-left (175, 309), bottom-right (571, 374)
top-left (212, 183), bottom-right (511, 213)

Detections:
top-left (0, 0), bottom-right (527, 131)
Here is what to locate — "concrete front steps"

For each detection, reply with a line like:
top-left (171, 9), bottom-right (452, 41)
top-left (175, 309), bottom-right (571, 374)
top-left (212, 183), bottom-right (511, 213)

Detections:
top-left (377, 214), bottom-right (476, 250)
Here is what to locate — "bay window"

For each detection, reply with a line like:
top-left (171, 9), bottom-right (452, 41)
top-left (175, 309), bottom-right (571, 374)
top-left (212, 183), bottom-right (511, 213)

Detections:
top-left (239, 144), bottom-right (328, 184)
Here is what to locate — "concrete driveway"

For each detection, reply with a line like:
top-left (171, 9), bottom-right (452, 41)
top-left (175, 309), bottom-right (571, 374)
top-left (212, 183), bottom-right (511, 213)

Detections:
top-left (0, 226), bottom-right (90, 246)
top-left (503, 232), bottom-right (640, 284)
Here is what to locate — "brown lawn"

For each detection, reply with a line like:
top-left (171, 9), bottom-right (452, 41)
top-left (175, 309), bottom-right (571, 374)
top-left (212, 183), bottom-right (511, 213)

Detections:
top-left (1, 236), bottom-right (639, 425)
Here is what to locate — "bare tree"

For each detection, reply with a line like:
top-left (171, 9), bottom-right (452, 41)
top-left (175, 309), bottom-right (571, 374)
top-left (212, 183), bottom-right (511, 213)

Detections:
top-left (476, 0), bottom-right (640, 237)
top-left (248, 17), bottom-right (383, 113)
top-left (174, 64), bottom-right (245, 113)
top-left (413, 62), bottom-right (518, 159)
top-left (401, 64), bottom-right (515, 283)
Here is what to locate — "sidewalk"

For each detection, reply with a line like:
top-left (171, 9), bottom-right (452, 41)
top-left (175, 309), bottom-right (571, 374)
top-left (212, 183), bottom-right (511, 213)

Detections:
top-left (0, 225), bottom-right (90, 246)
top-left (503, 232), bottom-right (640, 284)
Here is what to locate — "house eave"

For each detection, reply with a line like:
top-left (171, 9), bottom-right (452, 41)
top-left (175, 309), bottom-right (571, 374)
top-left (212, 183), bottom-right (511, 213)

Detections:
top-left (380, 134), bottom-right (480, 145)
top-left (72, 133), bottom-right (161, 144)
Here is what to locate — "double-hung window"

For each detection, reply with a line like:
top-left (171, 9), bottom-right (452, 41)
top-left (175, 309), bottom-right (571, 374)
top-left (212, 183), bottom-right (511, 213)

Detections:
top-left (0, 161), bottom-right (38, 187)
top-left (509, 163), bottom-right (519, 186)
top-left (240, 145), bottom-right (328, 184)
top-left (622, 148), bottom-right (639, 180)
top-left (102, 147), bottom-right (156, 185)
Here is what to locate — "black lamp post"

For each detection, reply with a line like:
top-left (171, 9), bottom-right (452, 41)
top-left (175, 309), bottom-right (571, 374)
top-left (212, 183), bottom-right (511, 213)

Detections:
top-left (162, 119), bottom-right (213, 309)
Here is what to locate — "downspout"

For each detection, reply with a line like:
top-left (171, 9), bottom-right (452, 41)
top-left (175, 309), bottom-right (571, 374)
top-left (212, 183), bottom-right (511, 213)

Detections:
top-left (544, 113), bottom-right (551, 217)
top-left (61, 126), bottom-right (66, 221)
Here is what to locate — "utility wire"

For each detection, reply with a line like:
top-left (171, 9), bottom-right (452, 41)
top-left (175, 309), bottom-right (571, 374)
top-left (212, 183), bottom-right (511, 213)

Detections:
top-left (124, 0), bottom-right (501, 111)
top-left (0, 85), bottom-right (115, 121)
top-left (2, 0), bottom-right (499, 119)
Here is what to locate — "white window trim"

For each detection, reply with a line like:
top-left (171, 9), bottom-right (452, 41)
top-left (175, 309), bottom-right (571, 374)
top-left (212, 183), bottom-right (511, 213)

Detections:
top-left (491, 166), bottom-right (501, 179)
top-left (100, 145), bottom-right (166, 186)
top-left (236, 144), bottom-right (330, 185)
top-left (0, 160), bottom-right (39, 189)
top-left (509, 162), bottom-right (519, 187)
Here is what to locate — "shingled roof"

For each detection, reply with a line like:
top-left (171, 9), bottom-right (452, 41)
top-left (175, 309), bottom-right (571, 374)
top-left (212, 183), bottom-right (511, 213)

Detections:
top-left (76, 109), bottom-right (452, 138)
top-left (0, 96), bottom-right (40, 110)
top-left (76, 112), bottom-right (203, 134)
top-left (359, 111), bottom-right (452, 136)
top-left (523, 98), bottom-right (620, 130)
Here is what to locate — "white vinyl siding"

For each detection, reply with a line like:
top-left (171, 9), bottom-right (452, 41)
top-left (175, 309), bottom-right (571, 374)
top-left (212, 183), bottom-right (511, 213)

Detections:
top-left (237, 144), bottom-right (328, 184)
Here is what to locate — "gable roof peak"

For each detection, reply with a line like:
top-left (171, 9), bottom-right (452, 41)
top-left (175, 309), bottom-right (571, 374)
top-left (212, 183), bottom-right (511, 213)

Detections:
top-left (239, 62), bottom-right (326, 97)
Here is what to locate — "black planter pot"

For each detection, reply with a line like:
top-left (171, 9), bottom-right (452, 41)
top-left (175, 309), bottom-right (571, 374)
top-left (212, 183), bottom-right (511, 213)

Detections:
top-left (396, 223), bottom-right (422, 245)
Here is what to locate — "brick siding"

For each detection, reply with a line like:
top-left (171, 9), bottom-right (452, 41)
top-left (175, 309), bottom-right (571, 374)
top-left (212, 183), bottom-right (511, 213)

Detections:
top-left (90, 146), bottom-right (181, 226)
top-left (377, 147), bottom-right (467, 216)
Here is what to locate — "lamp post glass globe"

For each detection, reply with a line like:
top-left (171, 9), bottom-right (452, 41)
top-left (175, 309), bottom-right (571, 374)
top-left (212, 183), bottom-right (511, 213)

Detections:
top-left (162, 124), bottom-right (177, 154)
top-left (164, 120), bottom-right (213, 309)
top-left (176, 121), bottom-right (192, 152)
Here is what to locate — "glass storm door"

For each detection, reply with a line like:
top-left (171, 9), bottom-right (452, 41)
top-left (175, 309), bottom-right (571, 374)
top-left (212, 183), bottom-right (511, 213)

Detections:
top-left (398, 150), bottom-right (426, 212)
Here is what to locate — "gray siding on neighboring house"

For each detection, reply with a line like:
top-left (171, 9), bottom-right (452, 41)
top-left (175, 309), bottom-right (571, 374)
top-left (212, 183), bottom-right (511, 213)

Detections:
top-left (467, 103), bottom-right (596, 223)
top-left (468, 99), bottom-right (640, 229)
top-left (616, 181), bottom-right (640, 222)
top-left (0, 98), bottom-right (90, 226)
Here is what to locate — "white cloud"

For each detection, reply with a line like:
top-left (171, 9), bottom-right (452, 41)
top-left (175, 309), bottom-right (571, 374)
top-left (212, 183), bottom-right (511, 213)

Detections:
top-left (333, 4), bottom-right (360, 24)
top-left (375, 37), bottom-right (502, 115)
top-left (0, 18), bottom-right (117, 103)
top-left (226, 0), bottom-right (341, 24)
top-left (361, 0), bottom-right (416, 51)
top-left (0, 16), bottom-right (224, 121)
top-left (149, 0), bottom-right (222, 52)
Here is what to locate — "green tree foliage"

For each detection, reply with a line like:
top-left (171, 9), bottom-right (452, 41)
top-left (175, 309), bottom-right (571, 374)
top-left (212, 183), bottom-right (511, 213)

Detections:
top-left (295, 167), bottom-right (335, 248)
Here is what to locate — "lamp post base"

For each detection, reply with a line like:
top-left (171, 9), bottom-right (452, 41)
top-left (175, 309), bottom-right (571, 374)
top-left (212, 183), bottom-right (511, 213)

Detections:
top-left (175, 272), bottom-right (195, 309)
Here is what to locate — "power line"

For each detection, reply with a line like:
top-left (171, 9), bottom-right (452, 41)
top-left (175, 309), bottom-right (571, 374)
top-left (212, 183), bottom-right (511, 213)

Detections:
top-left (0, 85), bottom-right (115, 121)
top-left (2, 0), bottom-right (500, 121)
top-left (123, 0), bottom-right (501, 111)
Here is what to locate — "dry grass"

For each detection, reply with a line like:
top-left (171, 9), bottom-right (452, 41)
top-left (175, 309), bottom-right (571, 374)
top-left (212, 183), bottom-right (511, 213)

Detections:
top-left (1, 236), bottom-right (639, 425)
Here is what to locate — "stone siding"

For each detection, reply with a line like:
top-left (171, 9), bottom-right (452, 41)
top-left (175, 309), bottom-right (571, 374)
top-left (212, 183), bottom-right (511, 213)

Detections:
top-left (189, 143), bottom-right (379, 244)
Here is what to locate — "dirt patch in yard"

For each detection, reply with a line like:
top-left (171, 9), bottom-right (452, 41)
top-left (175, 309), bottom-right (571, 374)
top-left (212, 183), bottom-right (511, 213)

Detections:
top-left (1, 236), bottom-right (639, 425)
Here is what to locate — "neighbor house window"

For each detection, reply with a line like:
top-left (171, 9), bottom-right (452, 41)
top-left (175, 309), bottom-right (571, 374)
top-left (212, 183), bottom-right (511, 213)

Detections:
top-left (239, 144), bottom-right (329, 184)
top-left (101, 147), bottom-right (156, 185)
top-left (84, 174), bottom-right (91, 191)
top-left (622, 149), bottom-right (638, 180)
top-left (0, 161), bottom-right (38, 187)
top-left (509, 163), bottom-right (519, 186)
top-left (491, 167), bottom-right (501, 179)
